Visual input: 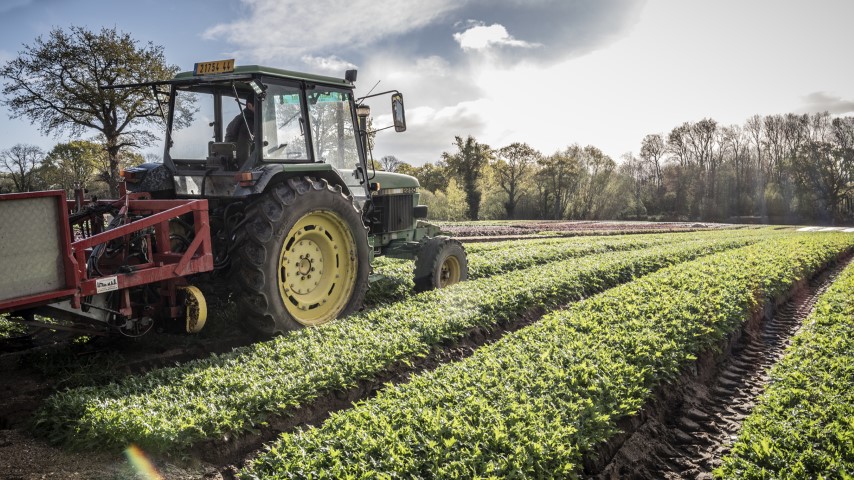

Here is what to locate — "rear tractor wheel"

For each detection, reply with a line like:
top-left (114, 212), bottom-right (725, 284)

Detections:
top-left (413, 236), bottom-right (468, 292)
top-left (233, 177), bottom-right (370, 334)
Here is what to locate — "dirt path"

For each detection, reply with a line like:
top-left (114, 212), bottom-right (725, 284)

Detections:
top-left (592, 256), bottom-right (850, 479)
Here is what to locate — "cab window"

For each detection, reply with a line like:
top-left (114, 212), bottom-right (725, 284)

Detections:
top-left (262, 84), bottom-right (309, 161)
top-left (307, 90), bottom-right (359, 170)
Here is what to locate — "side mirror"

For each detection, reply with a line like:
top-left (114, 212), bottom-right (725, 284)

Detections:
top-left (391, 93), bottom-right (406, 132)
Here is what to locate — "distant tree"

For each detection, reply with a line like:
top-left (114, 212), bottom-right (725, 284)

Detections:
top-left (745, 114), bottom-right (766, 215)
top-left (0, 26), bottom-right (188, 197)
top-left (721, 125), bottom-right (747, 214)
top-left (411, 162), bottom-right (448, 192)
top-left (379, 155), bottom-right (402, 172)
top-left (640, 133), bottom-right (665, 189)
top-left (619, 152), bottom-right (646, 218)
top-left (494, 142), bottom-right (539, 219)
top-left (0, 144), bottom-right (44, 192)
top-left (575, 145), bottom-right (616, 219)
top-left (40, 140), bottom-right (103, 194)
top-left (419, 178), bottom-right (467, 221)
top-left (791, 117), bottom-right (853, 220)
top-left (395, 161), bottom-right (416, 177)
top-left (442, 135), bottom-right (492, 220)
top-left (536, 148), bottom-right (581, 219)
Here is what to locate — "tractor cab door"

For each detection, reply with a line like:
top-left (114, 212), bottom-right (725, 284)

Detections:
top-left (300, 88), bottom-right (369, 205)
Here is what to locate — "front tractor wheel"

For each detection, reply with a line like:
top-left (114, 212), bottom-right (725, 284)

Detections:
top-left (234, 177), bottom-right (370, 334)
top-left (413, 236), bottom-right (469, 292)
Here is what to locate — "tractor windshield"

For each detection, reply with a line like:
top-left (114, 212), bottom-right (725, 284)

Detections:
top-left (169, 88), bottom-right (241, 160)
top-left (261, 86), bottom-right (359, 169)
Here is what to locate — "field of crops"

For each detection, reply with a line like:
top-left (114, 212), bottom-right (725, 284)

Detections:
top-left (4, 227), bottom-right (853, 479)
top-left (243, 233), bottom-right (853, 478)
top-left (717, 258), bottom-right (854, 479)
top-left (436, 219), bottom-right (729, 238)
top-left (35, 230), bottom-right (774, 452)
top-left (366, 228), bottom-right (769, 305)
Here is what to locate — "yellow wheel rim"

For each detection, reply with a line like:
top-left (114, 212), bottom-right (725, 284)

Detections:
top-left (278, 210), bottom-right (358, 326)
top-left (180, 285), bottom-right (207, 333)
top-left (438, 255), bottom-right (462, 288)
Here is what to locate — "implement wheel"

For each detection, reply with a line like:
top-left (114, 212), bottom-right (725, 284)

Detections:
top-left (413, 236), bottom-right (468, 292)
top-left (233, 177), bottom-right (369, 334)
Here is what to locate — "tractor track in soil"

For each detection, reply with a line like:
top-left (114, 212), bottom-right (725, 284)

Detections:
top-left (589, 254), bottom-right (852, 480)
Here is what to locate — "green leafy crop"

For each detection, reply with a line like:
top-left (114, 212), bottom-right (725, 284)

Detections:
top-left (365, 229), bottom-right (781, 305)
top-left (716, 258), bottom-right (854, 479)
top-left (34, 232), bottom-right (763, 453)
top-left (243, 233), bottom-right (853, 479)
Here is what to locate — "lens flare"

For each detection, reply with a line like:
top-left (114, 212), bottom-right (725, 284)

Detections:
top-left (125, 444), bottom-right (163, 480)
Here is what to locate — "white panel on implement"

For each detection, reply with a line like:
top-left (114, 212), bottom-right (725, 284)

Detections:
top-left (0, 196), bottom-right (66, 301)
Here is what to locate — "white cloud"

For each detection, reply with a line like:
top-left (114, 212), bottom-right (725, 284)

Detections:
top-left (372, 100), bottom-right (492, 164)
top-left (799, 92), bottom-right (854, 115)
top-left (453, 23), bottom-right (541, 51)
top-left (301, 55), bottom-right (357, 74)
top-left (204, 0), bottom-right (463, 62)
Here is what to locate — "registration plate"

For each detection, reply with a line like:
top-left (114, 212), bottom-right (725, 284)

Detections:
top-left (193, 59), bottom-right (235, 75)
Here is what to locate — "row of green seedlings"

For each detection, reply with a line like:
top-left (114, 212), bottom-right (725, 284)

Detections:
top-left (33, 234), bottom-right (764, 453)
top-left (0, 229), bottom-right (777, 338)
top-left (242, 233), bottom-right (854, 479)
top-left (716, 258), bottom-right (854, 479)
top-left (366, 228), bottom-right (782, 305)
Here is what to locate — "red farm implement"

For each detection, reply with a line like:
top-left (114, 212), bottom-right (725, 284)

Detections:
top-left (0, 188), bottom-right (213, 336)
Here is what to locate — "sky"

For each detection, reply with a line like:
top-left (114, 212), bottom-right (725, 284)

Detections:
top-left (0, 0), bottom-right (853, 166)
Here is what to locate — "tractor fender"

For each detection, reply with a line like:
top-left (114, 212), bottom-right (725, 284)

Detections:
top-left (233, 165), bottom-right (353, 198)
top-left (124, 163), bottom-right (175, 196)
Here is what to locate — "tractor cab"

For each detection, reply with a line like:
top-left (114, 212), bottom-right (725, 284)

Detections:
top-left (145, 61), bottom-right (405, 205)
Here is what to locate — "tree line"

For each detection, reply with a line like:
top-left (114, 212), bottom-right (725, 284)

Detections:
top-left (0, 140), bottom-right (144, 197)
top-left (382, 112), bottom-right (854, 224)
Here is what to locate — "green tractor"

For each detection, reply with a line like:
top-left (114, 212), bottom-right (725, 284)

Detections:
top-left (117, 60), bottom-right (468, 334)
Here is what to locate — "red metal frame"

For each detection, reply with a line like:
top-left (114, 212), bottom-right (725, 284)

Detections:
top-left (0, 189), bottom-right (214, 318)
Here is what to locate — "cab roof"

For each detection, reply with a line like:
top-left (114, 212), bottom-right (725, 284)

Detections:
top-left (173, 65), bottom-right (354, 88)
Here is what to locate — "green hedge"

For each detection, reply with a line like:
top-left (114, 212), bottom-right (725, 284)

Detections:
top-left (716, 259), bottom-right (854, 479)
top-left (243, 233), bottom-right (853, 479)
top-left (34, 235), bottom-right (757, 453)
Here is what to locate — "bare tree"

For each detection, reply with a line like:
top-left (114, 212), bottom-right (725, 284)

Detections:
top-left (640, 133), bottom-right (665, 189)
top-left (494, 142), bottom-right (539, 219)
top-left (379, 155), bottom-right (402, 172)
top-left (745, 114), bottom-right (765, 215)
top-left (0, 144), bottom-right (45, 192)
top-left (666, 123), bottom-right (692, 167)
top-left (536, 147), bottom-right (581, 219)
top-left (722, 125), bottom-right (747, 213)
